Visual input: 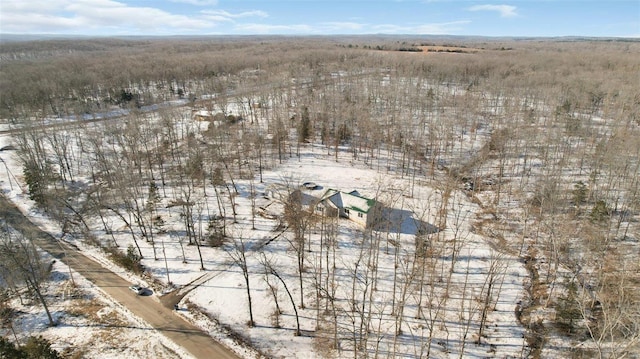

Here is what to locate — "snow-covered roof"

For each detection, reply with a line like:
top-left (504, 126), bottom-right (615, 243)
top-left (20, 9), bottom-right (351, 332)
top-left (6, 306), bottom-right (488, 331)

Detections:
top-left (320, 189), bottom-right (376, 214)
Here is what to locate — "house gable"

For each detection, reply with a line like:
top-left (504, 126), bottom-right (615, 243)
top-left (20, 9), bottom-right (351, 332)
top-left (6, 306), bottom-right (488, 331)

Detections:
top-left (341, 193), bottom-right (375, 214)
top-left (320, 189), bottom-right (376, 211)
top-left (319, 189), bottom-right (379, 227)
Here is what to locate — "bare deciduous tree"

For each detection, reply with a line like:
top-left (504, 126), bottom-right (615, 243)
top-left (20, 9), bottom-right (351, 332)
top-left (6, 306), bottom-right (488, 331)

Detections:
top-left (0, 228), bottom-right (56, 327)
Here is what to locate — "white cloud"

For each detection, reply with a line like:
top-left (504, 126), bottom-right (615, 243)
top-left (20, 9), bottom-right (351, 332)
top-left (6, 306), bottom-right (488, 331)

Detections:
top-left (232, 20), bottom-right (468, 35)
top-left (373, 21), bottom-right (471, 35)
top-left (320, 22), bottom-right (365, 31)
top-left (201, 9), bottom-right (268, 23)
top-left (169, 0), bottom-right (218, 5)
top-left (64, 1), bottom-right (210, 28)
top-left (468, 4), bottom-right (518, 18)
top-left (413, 20), bottom-right (471, 34)
top-left (234, 23), bottom-right (314, 35)
top-left (0, 0), bottom-right (469, 36)
top-left (202, 10), bottom-right (268, 19)
top-left (0, 0), bottom-right (227, 34)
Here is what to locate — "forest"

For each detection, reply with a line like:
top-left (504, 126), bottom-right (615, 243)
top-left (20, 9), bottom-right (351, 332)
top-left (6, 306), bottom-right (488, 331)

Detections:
top-left (0, 36), bottom-right (639, 358)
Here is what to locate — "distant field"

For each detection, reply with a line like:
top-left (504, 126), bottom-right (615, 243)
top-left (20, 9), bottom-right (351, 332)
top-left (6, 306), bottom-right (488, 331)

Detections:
top-left (375, 44), bottom-right (487, 55)
top-left (418, 45), bottom-right (484, 53)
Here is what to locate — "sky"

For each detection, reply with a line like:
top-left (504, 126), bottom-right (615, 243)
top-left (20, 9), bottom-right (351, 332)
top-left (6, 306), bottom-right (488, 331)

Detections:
top-left (0, 0), bottom-right (638, 38)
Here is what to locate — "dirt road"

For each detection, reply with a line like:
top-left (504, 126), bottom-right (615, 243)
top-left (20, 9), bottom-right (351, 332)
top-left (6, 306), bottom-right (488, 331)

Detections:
top-left (0, 194), bottom-right (240, 359)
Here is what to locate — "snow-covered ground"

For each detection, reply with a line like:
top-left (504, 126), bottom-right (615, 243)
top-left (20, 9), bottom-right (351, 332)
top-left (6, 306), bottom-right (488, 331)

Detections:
top-left (174, 153), bottom-right (527, 358)
top-left (1, 254), bottom-right (194, 359)
top-left (0, 111), bottom-right (528, 358)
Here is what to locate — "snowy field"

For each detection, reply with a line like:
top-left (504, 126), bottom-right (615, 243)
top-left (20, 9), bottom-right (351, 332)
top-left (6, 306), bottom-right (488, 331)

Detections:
top-left (0, 108), bottom-right (528, 358)
top-left (178, 152), bottom-right (528, 358)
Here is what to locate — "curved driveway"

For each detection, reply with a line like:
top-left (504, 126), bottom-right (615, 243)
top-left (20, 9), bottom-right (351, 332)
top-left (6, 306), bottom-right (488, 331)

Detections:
top-left (0, 195), bottom-right (240, 359)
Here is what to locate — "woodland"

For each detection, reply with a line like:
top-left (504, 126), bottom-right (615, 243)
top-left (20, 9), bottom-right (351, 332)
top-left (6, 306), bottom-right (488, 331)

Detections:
top-left (0, 36), bottom-right (639, 358)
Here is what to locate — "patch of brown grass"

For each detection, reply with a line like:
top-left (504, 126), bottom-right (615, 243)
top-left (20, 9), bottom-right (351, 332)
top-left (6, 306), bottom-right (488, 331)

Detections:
top-left (66, 298), bottom-right (128, 327)
top-left (66, 298), bottom-right (103, 321)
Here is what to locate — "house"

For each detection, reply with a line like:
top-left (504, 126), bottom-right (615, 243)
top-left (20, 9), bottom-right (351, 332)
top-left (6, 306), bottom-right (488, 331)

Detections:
top-left (268, 183), bottom-right (382, 228)
top-left (316, 189), bottom-right (381, 228)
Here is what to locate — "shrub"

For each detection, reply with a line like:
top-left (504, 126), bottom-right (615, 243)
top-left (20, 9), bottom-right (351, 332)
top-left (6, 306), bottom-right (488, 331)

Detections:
top-left (0, 336), bottom-right (61, 359)
top-left (22, 336), bottom-right (61, 359)
top-left (0, 337), bottom-right (25, 359)
top-left (572, 181), bottom-right (587, 206)
top-left (107, 245), bottom-right (143, 274)
top-left (206, 217), bottom-right (225, 247)
top-left (23, 162), bottom-right (47, 206)
top-left (590, 200), bottom-right (611, 222)
top-left (554, 279), bottom-right (582, 336)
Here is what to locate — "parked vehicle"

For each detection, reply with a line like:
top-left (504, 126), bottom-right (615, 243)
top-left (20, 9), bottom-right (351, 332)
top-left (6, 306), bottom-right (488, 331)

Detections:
top-left (129, 285), bottom-right (144, 295)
